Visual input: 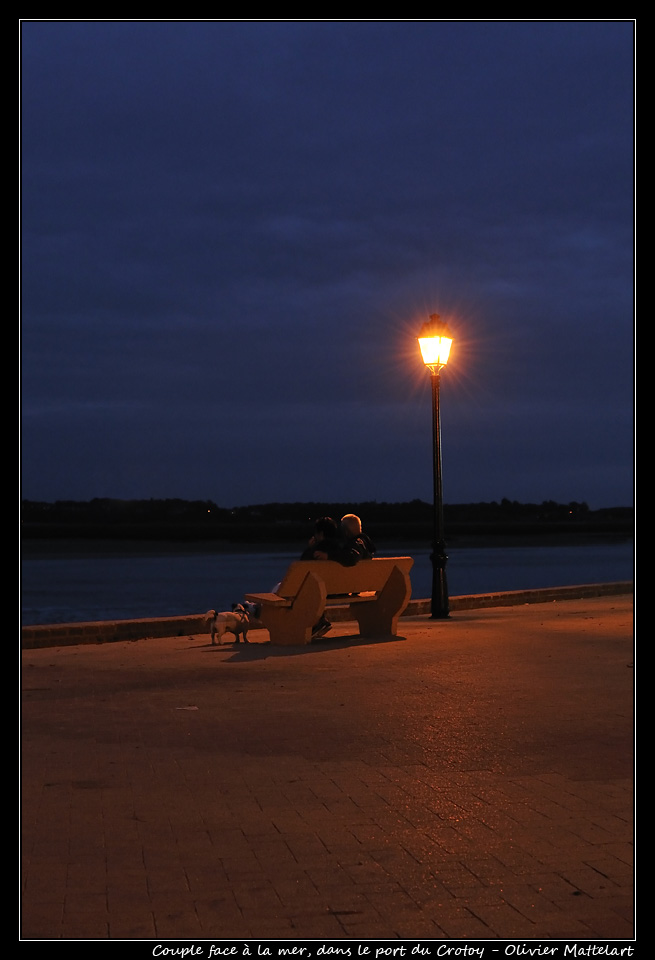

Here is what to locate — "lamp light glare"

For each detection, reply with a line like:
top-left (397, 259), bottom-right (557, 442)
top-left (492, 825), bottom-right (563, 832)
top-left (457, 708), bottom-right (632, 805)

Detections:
top-left (418, 335), bottom-right (452, 368)
top-left (418, 314), bottom-right (453, 370)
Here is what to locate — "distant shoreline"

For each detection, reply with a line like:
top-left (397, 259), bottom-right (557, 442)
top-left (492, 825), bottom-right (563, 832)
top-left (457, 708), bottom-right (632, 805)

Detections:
top-left (21, 519), bottom-right (633, 541)
top-left (21, 500), bottom-right (633, 551)
top-left (21, 527), bottom-right (634, 560)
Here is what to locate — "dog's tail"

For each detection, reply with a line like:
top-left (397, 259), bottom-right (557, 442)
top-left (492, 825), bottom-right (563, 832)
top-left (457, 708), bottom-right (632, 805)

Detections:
top-left (205, 610), bottom-right (217, 621)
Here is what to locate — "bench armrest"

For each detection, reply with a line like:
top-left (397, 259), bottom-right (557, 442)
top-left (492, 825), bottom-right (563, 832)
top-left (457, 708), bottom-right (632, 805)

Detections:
top-left (244, 592), bottom-right (290, 606)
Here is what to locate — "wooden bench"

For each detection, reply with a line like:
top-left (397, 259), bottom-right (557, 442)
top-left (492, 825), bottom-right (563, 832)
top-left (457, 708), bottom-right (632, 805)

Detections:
top-left (245, 557), bottom-right (413, 645)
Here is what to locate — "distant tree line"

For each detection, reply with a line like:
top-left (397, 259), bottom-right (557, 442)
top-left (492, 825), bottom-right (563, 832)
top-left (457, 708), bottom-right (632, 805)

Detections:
top-left (21, 497), bottom-right (633, 542)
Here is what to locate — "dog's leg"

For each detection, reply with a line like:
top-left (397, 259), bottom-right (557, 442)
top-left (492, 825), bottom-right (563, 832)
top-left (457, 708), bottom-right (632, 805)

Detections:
top-left (206, 611), bottom-right (218, 645)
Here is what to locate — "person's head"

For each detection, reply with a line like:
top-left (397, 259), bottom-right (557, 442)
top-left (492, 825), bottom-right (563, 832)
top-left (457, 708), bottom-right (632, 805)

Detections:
top-left (340, 514), bottom-right (362, 537)
top-left (314, 517), bottom-right (338, 540)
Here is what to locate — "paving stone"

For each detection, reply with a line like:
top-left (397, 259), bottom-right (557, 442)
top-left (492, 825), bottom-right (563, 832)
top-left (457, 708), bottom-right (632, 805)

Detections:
top-left (21, 595), bottom-right (634, 941)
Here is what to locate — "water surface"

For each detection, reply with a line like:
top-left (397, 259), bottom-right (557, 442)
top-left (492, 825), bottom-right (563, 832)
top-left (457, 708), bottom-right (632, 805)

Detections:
top-left (21, 538), bottom-right (634, 626)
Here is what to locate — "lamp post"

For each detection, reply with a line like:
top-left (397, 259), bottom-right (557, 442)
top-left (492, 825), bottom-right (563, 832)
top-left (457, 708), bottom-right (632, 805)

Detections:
top-left (418, 314), bottom-right (453, 619)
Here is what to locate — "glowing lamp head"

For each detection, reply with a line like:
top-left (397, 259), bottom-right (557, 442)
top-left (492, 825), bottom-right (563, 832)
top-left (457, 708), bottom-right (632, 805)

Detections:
top-left (418, 314), bottom-right (453, 371)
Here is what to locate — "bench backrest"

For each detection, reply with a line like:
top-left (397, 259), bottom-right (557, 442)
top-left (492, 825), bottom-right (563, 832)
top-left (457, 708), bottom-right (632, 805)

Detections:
top-left (276, 557), bottom-right (413, 599)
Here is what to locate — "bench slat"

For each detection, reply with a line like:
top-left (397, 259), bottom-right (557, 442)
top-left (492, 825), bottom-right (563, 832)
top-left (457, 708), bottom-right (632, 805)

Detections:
top-left (275, 558), bottom-right (413, 598)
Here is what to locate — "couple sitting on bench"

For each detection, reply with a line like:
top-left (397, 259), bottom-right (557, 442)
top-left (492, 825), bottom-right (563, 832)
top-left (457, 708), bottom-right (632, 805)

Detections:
top-left (245, 515), bottom-right (413, 645)
top-left (300, 513), bottom-right (376, 639)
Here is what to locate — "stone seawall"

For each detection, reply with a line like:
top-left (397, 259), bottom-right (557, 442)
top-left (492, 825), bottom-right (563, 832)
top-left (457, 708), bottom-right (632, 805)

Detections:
top-left (21, 581), bottom-right (633, 649)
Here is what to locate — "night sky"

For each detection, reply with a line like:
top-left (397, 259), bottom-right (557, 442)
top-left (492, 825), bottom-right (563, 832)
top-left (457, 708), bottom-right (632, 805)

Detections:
top-left (21, 21), bottom-right (634, 510)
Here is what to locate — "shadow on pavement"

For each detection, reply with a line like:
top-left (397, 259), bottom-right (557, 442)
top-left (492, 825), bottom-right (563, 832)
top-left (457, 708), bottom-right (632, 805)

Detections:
top-left (217, 633), bottom-right (407, 660)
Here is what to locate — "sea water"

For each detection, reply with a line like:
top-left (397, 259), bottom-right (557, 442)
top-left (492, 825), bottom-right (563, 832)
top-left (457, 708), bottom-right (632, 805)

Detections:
top-left (20, 539), bottom-right (634, 626)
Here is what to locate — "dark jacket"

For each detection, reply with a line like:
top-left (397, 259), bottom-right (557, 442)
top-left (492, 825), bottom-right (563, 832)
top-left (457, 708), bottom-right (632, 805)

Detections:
top-left (336, 533), bottom-right (377, 567)
top-left (300, 537), bottom-right (342, 561)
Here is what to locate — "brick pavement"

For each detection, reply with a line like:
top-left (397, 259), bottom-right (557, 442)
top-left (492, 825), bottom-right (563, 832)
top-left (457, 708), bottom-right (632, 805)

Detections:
top-left (21, 595), bottom-right (634, 941)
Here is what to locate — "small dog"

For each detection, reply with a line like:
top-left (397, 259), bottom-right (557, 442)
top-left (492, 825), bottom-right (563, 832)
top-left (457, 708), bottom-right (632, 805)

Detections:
top-left (205, 604), bottom-right (250, 645)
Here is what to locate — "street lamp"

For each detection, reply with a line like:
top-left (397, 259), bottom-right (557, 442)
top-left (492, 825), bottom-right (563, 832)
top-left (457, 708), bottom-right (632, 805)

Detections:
top-left (418, 314), bottom-right (453, 619)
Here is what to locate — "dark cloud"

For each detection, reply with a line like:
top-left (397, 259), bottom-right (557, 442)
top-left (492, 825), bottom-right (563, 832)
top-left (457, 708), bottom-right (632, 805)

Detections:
top-left (21, 20), bottom-right (634, 508)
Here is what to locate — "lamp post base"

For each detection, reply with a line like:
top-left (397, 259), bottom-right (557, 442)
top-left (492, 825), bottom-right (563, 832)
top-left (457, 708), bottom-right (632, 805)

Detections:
top-left (430, 541), bottom-right (450, 619)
